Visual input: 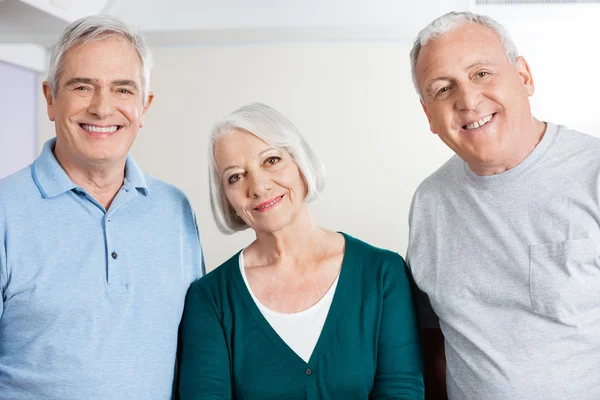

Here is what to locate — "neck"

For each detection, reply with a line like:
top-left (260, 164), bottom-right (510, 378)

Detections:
top-left (469, 118), bottom-right (547, 176)
top-left (53, 146), bottom-right (126, 210)
top-left (250, 205), bottom-right (327, 271)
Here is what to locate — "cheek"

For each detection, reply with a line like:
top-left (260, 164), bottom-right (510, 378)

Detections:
top-left (119, 102), bottom-right (144, 123)
top-left (428, 109), bottom-right (453, 133)
top-left (57, 98), bottom-right (87, 120)
top-left (291, 170), bottom-right (308, 199)
top-left (224, 188), bottom-right (244, 211)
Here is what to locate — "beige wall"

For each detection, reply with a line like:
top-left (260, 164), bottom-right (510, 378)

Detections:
top-left (38, 42), bottom-right (452, 270)
top-left (37, 34), bottom-right (600, 271)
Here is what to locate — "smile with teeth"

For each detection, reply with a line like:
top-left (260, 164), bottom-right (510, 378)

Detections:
top-left (255, 195), bottom-right (284, 211)
top-left (80, 124), bottom-right (121, 133)
top-left (463, 113), bottom-right (495, 130)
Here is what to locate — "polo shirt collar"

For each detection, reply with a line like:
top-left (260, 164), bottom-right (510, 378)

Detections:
top-left (124, 154), bottom-right (149, 196)
top-left (33, 138), bottom-right (150, 198)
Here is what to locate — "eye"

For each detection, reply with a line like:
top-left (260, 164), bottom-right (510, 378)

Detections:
top-left (265, 156), bottom-right (281, 166)
top-left (116, 88), bottom-right (133, 94)
top-left (74, 86), bottom-right (89, 91)
top-left (476, 71), bottom-right (490, 79)
top-left (227, 173), bottom-right (242, 184)
top-left (434, 86), bottom-right (452, 98)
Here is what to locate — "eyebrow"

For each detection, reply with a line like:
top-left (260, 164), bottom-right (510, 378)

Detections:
top-left (220, 148), bottom-right (281, 175)
top-left (465, 60), bottom-right (497, 71)
top-left (63, 77), bottom-right (139, 90)
top-left (259, 148), bottom-right (280, 157)
top-left (112, 80), bottom-right (139, 90)
top-left (222, 165), bottom-right (240, 175)
top-left (64, 77), bottom-right (95, 87)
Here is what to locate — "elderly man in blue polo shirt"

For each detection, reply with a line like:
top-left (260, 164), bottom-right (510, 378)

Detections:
top-left (0, 15), bottom-right (204, 399)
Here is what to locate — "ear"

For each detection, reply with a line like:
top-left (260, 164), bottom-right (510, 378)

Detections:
top-left (42, 81), bottom-right (56, 122)
top-left (139, 91), bottom-right (155, 128)
top-left (515, 56), bottom-right (535, 96)
top-left (421, 100), bottom-right (437, 135)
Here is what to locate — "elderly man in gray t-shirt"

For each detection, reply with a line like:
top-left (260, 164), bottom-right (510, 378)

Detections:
top-left (407, 11), bottom-right (600, 400)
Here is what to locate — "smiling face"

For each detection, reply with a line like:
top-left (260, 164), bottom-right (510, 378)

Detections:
top-left (43, 36), bottom-right (153, 171)
top-left (214, 129), bottom-right (308, 234)
top-left (416, 22), bottom-right (536, 173)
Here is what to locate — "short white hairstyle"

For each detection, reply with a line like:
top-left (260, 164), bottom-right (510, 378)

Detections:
top-left (410, 11), bottom-right (519, 100)
top-left (47, 14), bottom-right (153, 104)
top-left (208, 103), bottom-right (327, 234)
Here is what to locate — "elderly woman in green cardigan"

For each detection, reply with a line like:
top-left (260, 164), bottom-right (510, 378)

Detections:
top-left (178, 103), bottom-right (424, 399)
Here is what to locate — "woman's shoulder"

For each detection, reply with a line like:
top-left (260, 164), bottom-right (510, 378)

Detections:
top-left (189, 250), bottom-right (243, 296)
top-left (340, 233), bottom-right (412, 297)
top-left (341, 232), bottom-right (406, 267)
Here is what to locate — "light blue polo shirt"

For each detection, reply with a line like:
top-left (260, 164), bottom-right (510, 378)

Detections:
top-left (0, 138), bottom-right (205, 400)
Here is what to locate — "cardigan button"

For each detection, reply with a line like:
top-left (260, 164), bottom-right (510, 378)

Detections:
top-left (305, 368), bottom-right (312, 376)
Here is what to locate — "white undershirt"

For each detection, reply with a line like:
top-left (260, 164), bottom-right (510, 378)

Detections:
top-left (239, 251), bottom-right (339, 363)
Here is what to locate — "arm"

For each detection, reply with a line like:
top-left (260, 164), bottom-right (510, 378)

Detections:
top-left (178, 284), bottom-right (231, 399)
top-left (371, 255), bottom-right (424, 400)
top-left (412, 286), bottom-right (447, 400)
top-left (421, 328), bottom-right (447, 400)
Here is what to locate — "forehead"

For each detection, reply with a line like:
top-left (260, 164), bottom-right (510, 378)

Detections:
top-left (60, 36), bottom-right (143, 83)
top-left (214, 129), bottom-right (274, 167)
top-left (416, 23), bottom-right (507, 82)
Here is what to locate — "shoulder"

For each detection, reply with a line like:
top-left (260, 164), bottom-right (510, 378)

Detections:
top-left (343, 233), bottom-right (408, 282)
top-left (0, 165), bottom-right (38, 210)
top-left (0, 165), bottom-right (36, 198)
top-left (412, 154), bottom-right (462, 201)
top-left (544, 125), bottom-right (600, 179)
top-left (144, 174), bottom-right (192, 203)
top-left (342, 234), bottom-right (412, 300)
top-left (556, 124), bottom-right (600, 145)
top-left (554, 125), bottom-right (600, 157)
top-left (142, 175), bottom-right (199, 227)
top-left (188, 251), bottom-right (242, 299)
top-left (344, 233), bottom-right (403, 264)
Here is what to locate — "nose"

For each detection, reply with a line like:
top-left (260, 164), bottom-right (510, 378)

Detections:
top-left (247, 170), bottom-right (272, 198)
top-left (87, 87), bottom-right (115, 119)
top-left (455, 83), bottom-right (481, 112)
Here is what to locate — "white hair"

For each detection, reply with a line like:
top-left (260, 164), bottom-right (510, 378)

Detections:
top-left (208, 103), bottom-right (327, 234)
top-left (410, 11), bottom-right (519, 100)
top-left (47, 14), bottom-right (153, 103)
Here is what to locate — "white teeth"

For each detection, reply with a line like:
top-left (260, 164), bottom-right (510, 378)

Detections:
top-left (258, 196), bottom-right (281, 209)
top-left (81, 124), bottom-right (119, 133)
top-left (465, 114), bottom-right (493, 130)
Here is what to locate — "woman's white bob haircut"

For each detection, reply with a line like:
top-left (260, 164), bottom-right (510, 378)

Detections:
top-left (208, 103), bottom-right (327, 234)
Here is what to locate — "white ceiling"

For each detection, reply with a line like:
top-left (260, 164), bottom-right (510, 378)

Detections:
top-left (117, 0), bottom-right (468, 31)
top-left (1, 0), bottom-right (600, 47)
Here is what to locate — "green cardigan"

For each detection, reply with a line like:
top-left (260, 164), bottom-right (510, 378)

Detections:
top-left (178, 233), bottom-right (423, 399)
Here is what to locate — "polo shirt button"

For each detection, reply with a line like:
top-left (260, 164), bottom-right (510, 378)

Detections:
top-left (305, 368), bottom-right (312, 376)
top-left (111, 251), bottom-right (118, 259)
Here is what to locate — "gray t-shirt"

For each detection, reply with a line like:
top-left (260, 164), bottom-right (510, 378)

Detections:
top-left (407, 123), bottom-right (600, 400)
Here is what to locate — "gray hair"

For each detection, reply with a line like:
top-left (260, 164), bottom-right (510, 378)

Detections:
top-left (47, 14), bottom-right (153, 103)
top-left (208, 102), bottom-right (327, 234)
top-left (410, 11), bottom-right (519, 99)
